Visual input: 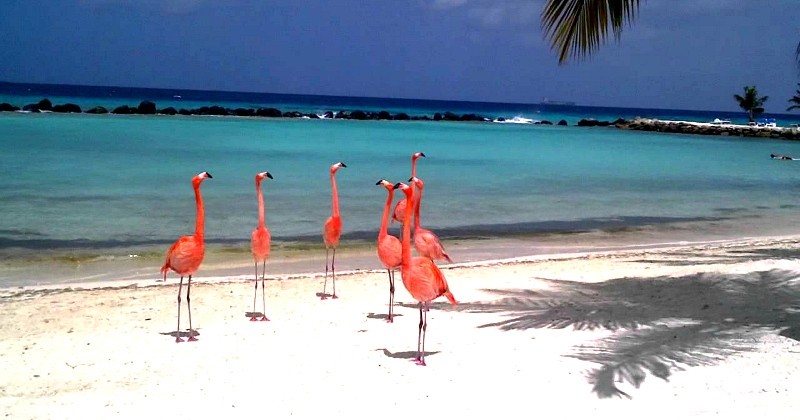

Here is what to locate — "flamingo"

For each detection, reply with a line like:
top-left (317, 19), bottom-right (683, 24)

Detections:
top-left (393, 182), bottom-right (456, 366)
top-left (160, 171), bottom-right (212, 343)
top-left (409, 176), bottom-right (452, 263)
top-left (322, 162), bottom-right (346, 299)
top-left (376, 179), bottom-right (402, 322)
top-left (250, 171), bottom-right (273, 321)
top-left (392, 151), bottom-right (425, 224)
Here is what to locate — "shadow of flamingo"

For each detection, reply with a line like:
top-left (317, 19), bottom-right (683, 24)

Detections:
top-left (367, 312), bottom-right (404, 321)
top-left (159, 329), bottom-right (200, 339)
top-left (375, 348), bottom-right (440, 361)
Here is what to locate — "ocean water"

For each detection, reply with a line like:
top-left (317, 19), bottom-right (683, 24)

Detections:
top-left (3, 82), bottom-right (800, 288)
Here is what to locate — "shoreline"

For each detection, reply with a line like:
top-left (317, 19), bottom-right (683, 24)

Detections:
top-left (4, 231), bottom-right (800, 296)
top-left (1, 232), bottom-right (799, 417)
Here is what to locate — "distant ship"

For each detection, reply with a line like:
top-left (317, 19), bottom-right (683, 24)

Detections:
top-left (540, 98), bottom-right (576, 106)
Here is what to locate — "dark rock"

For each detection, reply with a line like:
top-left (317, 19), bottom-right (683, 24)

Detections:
top-left (459, 113), bottom-right (485, 121)
top-left (178, 108), bottom-right (192, 115)
top-left (350, 110), bottom-right (368, 120)
top-left (540, 120), bottom-right (553, 125)
top-left (322, 111), bottom-right (335, 119)
top-left (159, 107), bottom-right (177, 115)
top-left (443, 112), bottom-right (460, 121)
top-left (433, 112), bottom-right (443, 121)
top-left (577, 118), bottom-right (598, 127)
top-left (558, 120), bottom-right (568, 126)
top-left (256, 108), bottom-right (283, 118)
top-left (195, 106), bottom-right (228, 116)
top-left (233, 108), bottom-right (255, 117)
top-left (22, 103), bottom-right (41, 112)
top-left (0, 103), bottom-right (20, 112)
top-left (52, 103), bottom-right (82, 113)
top-left (138, 101), bottom-right (157, 114)
top-left (282, 111), bottom-right (303, 118)
top-left (112, 105), bottom-right (133, 114)
top-left (37, 98), bottom-right (53, 111)
top-left (394, 112), bottom-right (410, 120)
top-left (377, 110), bottom-right (391, 120)
top-left (86, 106), bottom-right (108, 114)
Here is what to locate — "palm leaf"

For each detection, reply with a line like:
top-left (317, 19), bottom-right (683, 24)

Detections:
top-left (542, 0), bottom-right (641, 64)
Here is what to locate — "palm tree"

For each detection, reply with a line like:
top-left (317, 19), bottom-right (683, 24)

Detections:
top-left (541, 0), bottom-right (800, 67)
top-left (787, 83), bottom-right (800, 112)
top-left (734, 86), bottom-right (768, 122)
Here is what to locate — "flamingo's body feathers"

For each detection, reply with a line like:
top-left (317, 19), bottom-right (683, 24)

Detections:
top-left (323, 215), bottom-right (342, 248)
top-left (251, 227), bottom-right (271, 261)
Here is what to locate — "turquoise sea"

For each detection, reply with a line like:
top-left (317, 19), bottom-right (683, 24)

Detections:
top-left (3, 82), bottom-right (800, 288)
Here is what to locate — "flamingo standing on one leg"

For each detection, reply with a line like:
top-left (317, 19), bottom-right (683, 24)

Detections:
top-left (409, 176), bottom-right (452, 263)
top-left (161, 171), bottom-right (212, 343)
top-left (250, 171), bottom-right (273, 321)
top-left (376, 179), bottom-right (402, 322)
top-left (392, 152), bottom-right (425, 224)
top-left (393, 182), bottom-right (457, 366)
top-left (322, 162), bottom-right (346, 299)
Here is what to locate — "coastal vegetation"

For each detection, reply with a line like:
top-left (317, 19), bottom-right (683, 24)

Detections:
top-left (787, 83), bottom-right (800, 112)
top-left (734, 86), bottom-right (768, 122)
top-left (541, 0), bottom-right (797, 116)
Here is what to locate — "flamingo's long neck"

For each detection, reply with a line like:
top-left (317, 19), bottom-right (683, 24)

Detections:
top-left (194, 183), bottom-right (205, 239)
top-left (331, 171), bottom-right (340, 218)
top-left (256, 179), bottom-right (265, 228)
top-left (379, 187), bottom-right (393, 238)
top-left (401, 188), bottom-right (414, 268)
top-left (413, 183), bottom-right (423, 230)
top-left (411, 156), bottom-right (419, 178)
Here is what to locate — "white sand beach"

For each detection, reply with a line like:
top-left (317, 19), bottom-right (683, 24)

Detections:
top-left (1, 236), bottom-right (800, 418)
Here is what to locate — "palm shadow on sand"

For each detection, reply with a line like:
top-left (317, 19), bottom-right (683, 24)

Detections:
top-left (457, 267), bottom-right (800, 399)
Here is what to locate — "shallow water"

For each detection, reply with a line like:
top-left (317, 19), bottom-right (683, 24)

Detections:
top-left (4, 86), bottom-right (800, 287)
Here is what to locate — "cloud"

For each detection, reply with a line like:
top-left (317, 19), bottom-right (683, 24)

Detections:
top-left (80, 0), bottom-right (206, 15)
top-left (429, 0), bottom-right (468, 10)
top-left (428, 0), bottom-right (542, 27)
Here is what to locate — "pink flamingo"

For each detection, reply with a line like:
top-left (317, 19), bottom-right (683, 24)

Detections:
top-left (409, 176), bottom-right (452, 263)
top-left (376, 179), bottom-right (402, 322)
top-left (393, 182), bottom-right (457, 366)
top-left (160, 171), bottom-right (212, 343)
top-left (322, 162), bottom-right (346, 299)
top-left (250, 171), bottom-right (273, 321)
top-left (392, 152), bottom-right (425, 224)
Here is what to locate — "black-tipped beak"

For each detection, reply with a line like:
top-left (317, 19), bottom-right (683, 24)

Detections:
top-left (420, 152), bottom-right (426, 158)
top-left (340, 163), bottom-right (347, 168)
top-left (393, 182), bottom-right (402, 190)
top-left (375, 180), bottom-right (382, 185)
top-left (408, 177), bottom-right (413, 182)
top-left (206, 172), bottom-right (213, 179)
top-left (266, 172), bottom-right (273, 179)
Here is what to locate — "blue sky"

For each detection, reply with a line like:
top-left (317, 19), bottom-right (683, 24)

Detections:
top-left (1, 0), bottom-right (798, 112)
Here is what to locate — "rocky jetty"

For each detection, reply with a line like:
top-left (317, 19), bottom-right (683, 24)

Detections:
top-left (616, 118), bottom-right (800, 141)
top-left (0, 98), bottom-right (500, 122)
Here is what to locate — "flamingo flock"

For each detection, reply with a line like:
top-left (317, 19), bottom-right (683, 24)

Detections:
top-left (160, 152), bottom-right (457, 365)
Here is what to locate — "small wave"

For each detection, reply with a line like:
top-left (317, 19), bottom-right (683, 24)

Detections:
top-left (493, 115), bottom-right (539, 124)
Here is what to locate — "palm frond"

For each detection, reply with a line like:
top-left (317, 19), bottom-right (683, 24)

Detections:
top-left (796, 40), bottom-right (800, 68)
top-left (542, 0), bottom-right (641, 64)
